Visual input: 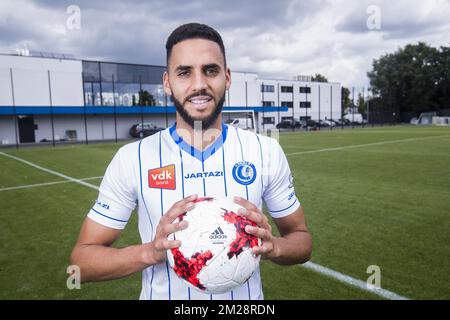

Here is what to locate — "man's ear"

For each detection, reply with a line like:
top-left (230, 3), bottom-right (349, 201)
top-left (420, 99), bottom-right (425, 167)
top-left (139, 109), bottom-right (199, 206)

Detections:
top-left (163, 71), bottom-right (172, 96)
top-left (225, 67), bottom-right (231, 91)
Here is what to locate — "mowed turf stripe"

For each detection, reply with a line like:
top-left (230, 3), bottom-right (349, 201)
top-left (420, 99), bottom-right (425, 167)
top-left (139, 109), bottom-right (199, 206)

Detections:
top-left (301, 262), bottom-right (409, 300)
top-left (0, 176), bottom-right (103, 192)
top-left (285, 134), bottom-right (450, 157)
top-left (0, 152), bottom-right (99, 191)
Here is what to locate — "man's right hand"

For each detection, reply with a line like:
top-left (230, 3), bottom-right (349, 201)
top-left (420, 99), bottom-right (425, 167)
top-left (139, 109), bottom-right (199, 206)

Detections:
top-left (143, 194), bottom-right (197, 265)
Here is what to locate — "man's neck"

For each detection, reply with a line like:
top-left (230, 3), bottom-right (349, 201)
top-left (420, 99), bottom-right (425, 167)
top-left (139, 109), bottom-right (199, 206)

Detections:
top-left (175, 115), bottom-right (223, 151)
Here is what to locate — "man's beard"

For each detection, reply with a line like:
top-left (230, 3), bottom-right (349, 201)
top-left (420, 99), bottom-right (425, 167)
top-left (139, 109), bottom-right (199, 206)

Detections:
top-left (173, 90), bottom-right (225, 131)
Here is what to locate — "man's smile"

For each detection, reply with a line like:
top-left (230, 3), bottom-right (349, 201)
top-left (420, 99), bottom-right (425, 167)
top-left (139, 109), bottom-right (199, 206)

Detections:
top-left (186, 95), bottom-right (214, 111)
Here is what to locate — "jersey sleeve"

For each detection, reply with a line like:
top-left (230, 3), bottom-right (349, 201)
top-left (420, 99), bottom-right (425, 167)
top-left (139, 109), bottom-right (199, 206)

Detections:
top-left (87, 146), bottom-right (137, 229)
top-left (263, 138), bottom-right (301, 218)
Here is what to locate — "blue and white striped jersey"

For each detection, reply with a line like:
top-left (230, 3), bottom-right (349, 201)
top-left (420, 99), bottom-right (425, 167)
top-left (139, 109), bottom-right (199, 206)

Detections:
top-left (87, 123), bottom-right (301, 300)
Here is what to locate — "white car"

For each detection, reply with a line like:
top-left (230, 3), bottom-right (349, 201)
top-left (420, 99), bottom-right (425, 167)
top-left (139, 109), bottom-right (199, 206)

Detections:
top-left (344, 113), bottom-right (364, 124)
top-left (225, 118), bottom-right (254, 130)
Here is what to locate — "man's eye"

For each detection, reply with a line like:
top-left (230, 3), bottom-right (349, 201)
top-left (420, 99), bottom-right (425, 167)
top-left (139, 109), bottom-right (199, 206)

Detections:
top-left (206, 68), bottom-right (218, 76)
top-left (178, 71), bottom-right (190, 77)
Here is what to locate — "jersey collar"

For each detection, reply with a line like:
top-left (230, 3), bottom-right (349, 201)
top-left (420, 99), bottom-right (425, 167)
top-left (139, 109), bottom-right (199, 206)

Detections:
top-left (169, 123), bottom-right (228, 162)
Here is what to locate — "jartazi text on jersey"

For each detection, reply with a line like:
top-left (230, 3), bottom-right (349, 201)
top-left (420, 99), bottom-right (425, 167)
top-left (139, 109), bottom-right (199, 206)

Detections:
top-left (184, 171), bottom-right (224, 179)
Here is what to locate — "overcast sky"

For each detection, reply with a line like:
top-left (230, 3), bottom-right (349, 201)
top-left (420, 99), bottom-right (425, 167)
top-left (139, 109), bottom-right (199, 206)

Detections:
top-left (1, 0), bottom-right (449, 87)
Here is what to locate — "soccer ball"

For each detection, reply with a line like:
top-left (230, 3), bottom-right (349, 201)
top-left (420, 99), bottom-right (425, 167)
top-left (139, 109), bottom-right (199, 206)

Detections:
top-left (167, 197), bottom-right (262, 294)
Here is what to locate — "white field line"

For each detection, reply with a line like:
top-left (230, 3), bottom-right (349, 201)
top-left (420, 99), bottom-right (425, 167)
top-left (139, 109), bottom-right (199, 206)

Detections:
top-left (0, 152), bottom-right (99, 191)
top-left (301, 261), bottom-right (409, 300)
top-left (286, 134), bottom-right (450, 157)
top-left (0, 176), bottom-right (103, 192)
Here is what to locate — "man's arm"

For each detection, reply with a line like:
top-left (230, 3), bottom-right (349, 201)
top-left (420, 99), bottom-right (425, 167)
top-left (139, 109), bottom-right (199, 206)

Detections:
top-left (269, 206), bottom-right (312, 265)
top-left (234, 197), bottom-right (312, 265)
top-left (70, 195), bottom-right (197, 283)
top-left (70, 218), bottom-right (151, 282)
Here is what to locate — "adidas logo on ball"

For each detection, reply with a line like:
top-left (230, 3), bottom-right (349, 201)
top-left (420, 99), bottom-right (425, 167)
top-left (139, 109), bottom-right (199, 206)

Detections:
top-left (209, 227), bottom-right (227, 239)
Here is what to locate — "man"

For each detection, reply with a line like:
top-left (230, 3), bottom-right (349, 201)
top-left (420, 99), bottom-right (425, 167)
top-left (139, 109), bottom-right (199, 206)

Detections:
top-left (70, 23), bottom-right (312, 300)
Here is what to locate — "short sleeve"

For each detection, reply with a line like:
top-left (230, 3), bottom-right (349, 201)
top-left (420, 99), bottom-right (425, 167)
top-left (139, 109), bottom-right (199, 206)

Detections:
top-left (87, 147), bottom-right (137, 229)
top-left (263, 138), bottom-right (300, 218)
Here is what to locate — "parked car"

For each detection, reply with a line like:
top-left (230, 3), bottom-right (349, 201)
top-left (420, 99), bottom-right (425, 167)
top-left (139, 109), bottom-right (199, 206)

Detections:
top-left (300, 119), bottom-right (319, 128)
top-left (329, 119), bottom-right (343, 126)
top-left (225, 118), bottom-right (254, 130)
top-left (344, 113), bottom-right (364, 124)
top-left (129, 122), bottom-right (165, 138)
top-left (341, 118), bottom-right (352, 126)
top-left (276, 119), bottom-right (301, 129)
top-left (318, 120), bottom-right (333, 127)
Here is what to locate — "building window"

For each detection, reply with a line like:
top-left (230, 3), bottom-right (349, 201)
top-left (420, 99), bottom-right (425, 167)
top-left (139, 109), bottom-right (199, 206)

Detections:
top-left (300, 86), bottom-right (311, 94)
top-left (263, 117), bottom-right (275, 124)
top-left (281, 86), bottom-right (293, 93)
top-left (116, 83), bottom-right (140, 106)
top-left (100, 82), bottom-right (115, 106)
top-left (84, 82), bottom-right (102, 106)
top-left (300, 101), bottom-right (311, 108)
top-left (281, 101), bottom-right (293, 108)
top-left (140, 84), bottom-right (165, 106)
top-left (261, 85), bottom-right (275, 92)
top-left (82, 60), bottom-right (166, 107)
top-left (262, 101), bottom-right (275, 106)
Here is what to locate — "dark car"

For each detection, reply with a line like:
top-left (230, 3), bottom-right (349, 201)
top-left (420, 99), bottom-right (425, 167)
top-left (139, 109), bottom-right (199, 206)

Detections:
top-left (129, 122), bottom-right (165, 138)
top-left (276, 120), bottom-right (294, 129)
top-left (302, 119), bottom-right (319, 128)
top-left (276, 120), bottom-right (301, 129)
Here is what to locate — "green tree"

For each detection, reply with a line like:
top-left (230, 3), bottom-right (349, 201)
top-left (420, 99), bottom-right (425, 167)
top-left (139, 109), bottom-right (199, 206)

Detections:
top-left (138, 90), bottom-right (156, 106)
top-left (357, 93), bottom-right (366, 115)
top-left (435, 45), bottom-right (450, 108)
top-left (367, 42), bottom-right (449, 119)
top-left (311, 73), bottom-right (328, 82)
top-left (341, 87), bottom-right (352, 113)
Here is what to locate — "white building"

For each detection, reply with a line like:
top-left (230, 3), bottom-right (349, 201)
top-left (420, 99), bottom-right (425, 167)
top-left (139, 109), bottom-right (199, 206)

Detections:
top-left (0, 53), bottom-right (341, 145)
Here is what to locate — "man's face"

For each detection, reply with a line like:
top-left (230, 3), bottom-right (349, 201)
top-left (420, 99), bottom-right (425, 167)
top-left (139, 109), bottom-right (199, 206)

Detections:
top-left (163, 38), bottom-right (231, 130)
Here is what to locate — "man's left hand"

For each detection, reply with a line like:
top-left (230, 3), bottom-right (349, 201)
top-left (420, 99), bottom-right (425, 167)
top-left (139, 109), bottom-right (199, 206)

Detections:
top-left (233, 196), bottom-right (279, 260)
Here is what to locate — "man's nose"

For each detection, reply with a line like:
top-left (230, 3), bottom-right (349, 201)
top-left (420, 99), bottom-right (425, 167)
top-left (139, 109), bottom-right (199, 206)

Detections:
top-left (191, 71), bottom-right (208, 92)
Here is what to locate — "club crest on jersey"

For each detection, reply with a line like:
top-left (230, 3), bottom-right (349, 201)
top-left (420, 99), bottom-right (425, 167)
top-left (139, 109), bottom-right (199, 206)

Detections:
top-left (148, 164), bottom-right (176, 190)
top-left (232, 161), bottom-right (256, 185)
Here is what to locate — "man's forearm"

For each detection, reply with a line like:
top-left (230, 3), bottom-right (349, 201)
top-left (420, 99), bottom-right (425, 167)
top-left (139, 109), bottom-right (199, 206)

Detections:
top-left (70, 242), bottom-right (157, 282)
top-left (269, 231), bottom-right (312, 265)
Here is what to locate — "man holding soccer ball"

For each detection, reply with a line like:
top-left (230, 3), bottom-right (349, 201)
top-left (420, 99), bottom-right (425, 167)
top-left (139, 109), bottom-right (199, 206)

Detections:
top-left (70, 23), bottom-right (312, 300)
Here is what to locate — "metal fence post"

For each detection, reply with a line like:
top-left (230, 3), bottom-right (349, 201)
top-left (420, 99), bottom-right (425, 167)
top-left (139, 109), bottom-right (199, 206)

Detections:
top-left (48, 70), bottom-right (55, 147)
top-left (10, 68), bottom-right (19, 149)
top-left (112, 74), bottom-right (118, 143)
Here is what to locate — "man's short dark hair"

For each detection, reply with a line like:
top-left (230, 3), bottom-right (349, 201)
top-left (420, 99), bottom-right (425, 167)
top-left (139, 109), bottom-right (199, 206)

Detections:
top-left (166, 23), bottom-right (226, 67)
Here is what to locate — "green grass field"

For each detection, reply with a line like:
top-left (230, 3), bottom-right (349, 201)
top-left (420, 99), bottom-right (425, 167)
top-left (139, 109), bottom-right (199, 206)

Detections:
top-left (1, 125), bottom-right (449, 300)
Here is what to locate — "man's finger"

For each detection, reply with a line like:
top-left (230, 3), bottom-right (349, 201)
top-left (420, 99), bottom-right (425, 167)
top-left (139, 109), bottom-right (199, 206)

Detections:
top-left (162, 195), bottom-right (197, 223)
top-left (165, 240), bottom-right (182, 249)
top-left (162, 220), bottom-right (189, 237)
top-left (155, 239), bottom-right (182, 251)
top-left (239, 208), bottom-right (271, 230)
top-left (233, 196), bottom-right (258, 212)
top-left (245, 225), bottom-right (271, 240)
